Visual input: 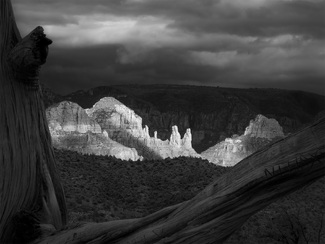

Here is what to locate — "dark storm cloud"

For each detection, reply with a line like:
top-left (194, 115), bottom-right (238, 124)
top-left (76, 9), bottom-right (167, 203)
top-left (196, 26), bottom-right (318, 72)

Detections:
top-left (41, 45), bottom-right (120, 94)
top-left (117, 47), bottom-right (221, 81)
top-left (166, 0), bottom-right (325, 39)
top-left (11, 0), bottom-right (325, 96)
top-left (42, 44), bottom-right (223, 94)
top-left (42, 42), bottom-right (324, 95)
top-left (13, 0), bottom-right (325, 39)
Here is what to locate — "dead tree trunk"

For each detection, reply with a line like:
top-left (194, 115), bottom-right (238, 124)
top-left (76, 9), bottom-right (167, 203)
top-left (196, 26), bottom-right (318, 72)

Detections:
top-left (0, 1), bottom-right (67, 243)
top-left (1, 1), bottom-right (324, 244)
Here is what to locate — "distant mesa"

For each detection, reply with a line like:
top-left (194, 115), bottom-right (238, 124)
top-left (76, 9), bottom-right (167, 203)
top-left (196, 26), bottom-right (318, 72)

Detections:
top-left (46, 97), bottom-right (200, 161)
top-left (201, 114), bottom-right (285, 166)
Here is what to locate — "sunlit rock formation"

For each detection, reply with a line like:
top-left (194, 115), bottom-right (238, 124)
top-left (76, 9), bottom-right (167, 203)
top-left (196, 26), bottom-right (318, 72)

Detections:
top-left (201, 114), bottom-right (285, 166)
top-left (46, 101), bottom-right (142, 161)
top-left (46, 98), bottom-right (199, 161)
top-left (86, 97), bottom-right (200, 159)
top-left (244, 114), bottom-right (284, 139)
top-left (47, 101), bottom-right (102, 134)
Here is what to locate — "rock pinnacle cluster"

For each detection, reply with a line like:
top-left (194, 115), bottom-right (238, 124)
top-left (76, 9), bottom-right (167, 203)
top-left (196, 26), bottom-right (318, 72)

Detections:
top-left (46, 97), bottom-right (200, 160)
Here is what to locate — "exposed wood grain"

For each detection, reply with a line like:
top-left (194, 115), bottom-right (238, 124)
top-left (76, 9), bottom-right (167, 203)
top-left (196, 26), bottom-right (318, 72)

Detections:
top-left (0, 1), bottom-right (67, 243)
top-left (8, 26), bottom-right (52, 88)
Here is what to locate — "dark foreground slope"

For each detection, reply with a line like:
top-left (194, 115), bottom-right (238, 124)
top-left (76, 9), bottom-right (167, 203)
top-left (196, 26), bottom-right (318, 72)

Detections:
top-left (62, 85), bottom-right (325, 152)
top-left (55, 149), bottom-right (229, 221)
top-left (55, 149), bottom-right (325, 243)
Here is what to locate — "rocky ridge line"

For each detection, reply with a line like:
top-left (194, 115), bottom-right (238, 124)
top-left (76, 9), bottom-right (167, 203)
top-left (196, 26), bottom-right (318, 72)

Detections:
top-left (201, 114), bottom-right (285, 166)
top-left (46, 98), bottom-right (200, 160)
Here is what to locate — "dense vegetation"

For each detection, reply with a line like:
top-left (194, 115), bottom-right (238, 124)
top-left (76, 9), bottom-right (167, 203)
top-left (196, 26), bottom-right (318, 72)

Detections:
top-left (55, 149), bottom-right (230, 223)
top-left (55, 149), bottom-right (324, 243)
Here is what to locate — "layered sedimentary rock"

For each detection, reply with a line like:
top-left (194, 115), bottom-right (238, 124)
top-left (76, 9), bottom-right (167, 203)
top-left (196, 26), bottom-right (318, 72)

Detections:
top-left (46, 101), bottom-right (142, 161)
top-left (201, 114), bottom-right (285, 166)
top-left (46, 98), bottom-right (199, 160)
top-left (62, 85), bottom-right (325, 154)
top-left (86, 97), bottom-right (200, 159)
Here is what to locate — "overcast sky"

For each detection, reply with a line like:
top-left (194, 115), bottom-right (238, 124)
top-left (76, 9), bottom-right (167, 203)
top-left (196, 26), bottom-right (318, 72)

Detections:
top-left (12, 0), bottom-right (325, 95)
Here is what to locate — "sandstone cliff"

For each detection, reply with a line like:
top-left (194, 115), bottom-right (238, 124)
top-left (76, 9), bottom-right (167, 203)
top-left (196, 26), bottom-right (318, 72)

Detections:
top-left (86, 97), bottom-right (200, 159)
top-left (201, 114), bottom-right (285, 166)
top-left (47, 101), bottom-right (102, 134)
top-left (244, 114), bottom-right (284, 139)
top-left (46, 99), bottom-right (199, 160)
top-left (46, 101), bottom-right (142, 161)
top-left (62, 85), bottom-right (324, 153)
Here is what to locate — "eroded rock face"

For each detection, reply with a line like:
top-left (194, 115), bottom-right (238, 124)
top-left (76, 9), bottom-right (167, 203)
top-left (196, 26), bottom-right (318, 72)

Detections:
top-left (47, 101), bottom-right (102, 134)
top-left (86, 97), bottom-right (200, 159)
top-left (55, 85), bottom-right (325, 154)
top-left (46, 101), bottom-right (142, 161)
top-left (244, 114), bottom-right (284, 139)
top-left (86, 97), bottom-right (145, 139)
top-left (201, 114), bottom-right (285, 166)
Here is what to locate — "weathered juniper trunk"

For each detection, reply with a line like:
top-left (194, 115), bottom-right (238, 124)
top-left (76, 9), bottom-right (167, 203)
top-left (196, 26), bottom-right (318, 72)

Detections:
top-left (1, 1), bottom-right (324, 244)
top-left (0, 1), bottom-right (67, 243)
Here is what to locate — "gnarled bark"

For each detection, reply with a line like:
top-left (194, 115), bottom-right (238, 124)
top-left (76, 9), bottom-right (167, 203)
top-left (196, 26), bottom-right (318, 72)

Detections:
top-left (1, 1), bottom-right (324, 244)
top-left (0, 1), bottom-right (67, 243)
